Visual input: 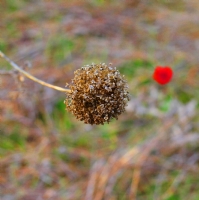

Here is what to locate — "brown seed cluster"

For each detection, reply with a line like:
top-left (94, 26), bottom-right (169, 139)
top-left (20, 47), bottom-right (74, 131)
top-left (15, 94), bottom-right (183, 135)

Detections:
top-left (65, 63), bottom-right (130, 125)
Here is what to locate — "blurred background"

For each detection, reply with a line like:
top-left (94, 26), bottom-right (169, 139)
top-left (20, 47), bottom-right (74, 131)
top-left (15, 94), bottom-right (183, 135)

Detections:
top-left (1, 0), bottom-right (199, 199)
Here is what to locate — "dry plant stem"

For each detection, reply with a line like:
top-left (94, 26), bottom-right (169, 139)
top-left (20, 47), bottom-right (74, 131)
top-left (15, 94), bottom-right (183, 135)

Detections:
top-left (0, 50), bottom-right (71, 93)
top-left (128, 119), bottom-right (176, 200)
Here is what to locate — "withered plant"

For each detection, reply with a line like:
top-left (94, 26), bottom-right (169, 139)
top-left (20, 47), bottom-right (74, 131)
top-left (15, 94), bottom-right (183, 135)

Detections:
top-left (0, 51), bottom-right (129, 125)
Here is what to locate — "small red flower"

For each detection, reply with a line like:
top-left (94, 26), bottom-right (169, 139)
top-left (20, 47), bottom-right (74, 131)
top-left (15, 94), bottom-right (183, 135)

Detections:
top-left (153, 66), bottom-right (173, 85)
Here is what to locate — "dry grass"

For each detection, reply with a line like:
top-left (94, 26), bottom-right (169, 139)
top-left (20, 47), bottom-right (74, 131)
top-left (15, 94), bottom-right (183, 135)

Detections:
top-left (1, 0), bottom-right (199, 199)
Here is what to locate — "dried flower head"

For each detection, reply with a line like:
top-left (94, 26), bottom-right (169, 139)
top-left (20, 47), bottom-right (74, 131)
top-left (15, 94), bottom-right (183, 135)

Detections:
top-left (65, 63), bottom-right (130, 125)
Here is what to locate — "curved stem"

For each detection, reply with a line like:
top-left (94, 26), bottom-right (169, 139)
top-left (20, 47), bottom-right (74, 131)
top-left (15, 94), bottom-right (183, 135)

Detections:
top-left (0, 50), bottom-right (71, 93)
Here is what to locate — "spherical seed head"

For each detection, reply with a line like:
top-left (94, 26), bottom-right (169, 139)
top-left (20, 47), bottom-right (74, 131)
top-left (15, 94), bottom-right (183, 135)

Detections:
top-left (65, 63), bottom-right (130, 125)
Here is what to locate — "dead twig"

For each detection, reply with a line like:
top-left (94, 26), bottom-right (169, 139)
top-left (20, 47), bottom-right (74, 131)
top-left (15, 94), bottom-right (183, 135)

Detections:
top-left (0, 51), bottom-right (71, 93)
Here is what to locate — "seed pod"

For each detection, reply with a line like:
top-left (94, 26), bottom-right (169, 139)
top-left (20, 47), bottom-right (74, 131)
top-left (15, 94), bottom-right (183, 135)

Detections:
top-left (65, 63), bottom-right (130, 125)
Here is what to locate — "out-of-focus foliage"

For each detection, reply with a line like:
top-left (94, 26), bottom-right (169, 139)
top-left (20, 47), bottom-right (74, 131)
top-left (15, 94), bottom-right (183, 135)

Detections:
top-left (1, 0), bottom-right (199, 199)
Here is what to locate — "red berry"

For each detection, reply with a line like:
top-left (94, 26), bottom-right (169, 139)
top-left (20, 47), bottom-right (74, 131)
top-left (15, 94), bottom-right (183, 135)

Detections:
top-left (153, 66), bottom-right (173, 85)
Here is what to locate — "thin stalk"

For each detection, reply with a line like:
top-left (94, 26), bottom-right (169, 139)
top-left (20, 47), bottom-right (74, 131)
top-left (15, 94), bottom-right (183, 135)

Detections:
top-left (0, 50), bottom-right (71, 93)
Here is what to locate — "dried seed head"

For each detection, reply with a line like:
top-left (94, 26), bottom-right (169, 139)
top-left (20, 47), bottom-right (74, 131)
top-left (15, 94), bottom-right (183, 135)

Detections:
top-left (65, 63), bottom-right (130, 125)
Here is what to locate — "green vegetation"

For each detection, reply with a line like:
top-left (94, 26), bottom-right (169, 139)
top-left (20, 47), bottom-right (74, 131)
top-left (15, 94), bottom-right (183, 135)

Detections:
top-left (46, 36), bottom-right (75, 63)
top-left (0, 127), bottom-right (26, 156)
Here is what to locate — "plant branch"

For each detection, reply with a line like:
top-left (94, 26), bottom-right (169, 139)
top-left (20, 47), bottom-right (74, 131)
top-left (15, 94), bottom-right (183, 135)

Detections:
top-left (0, 50), bottom-right (71, 93)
